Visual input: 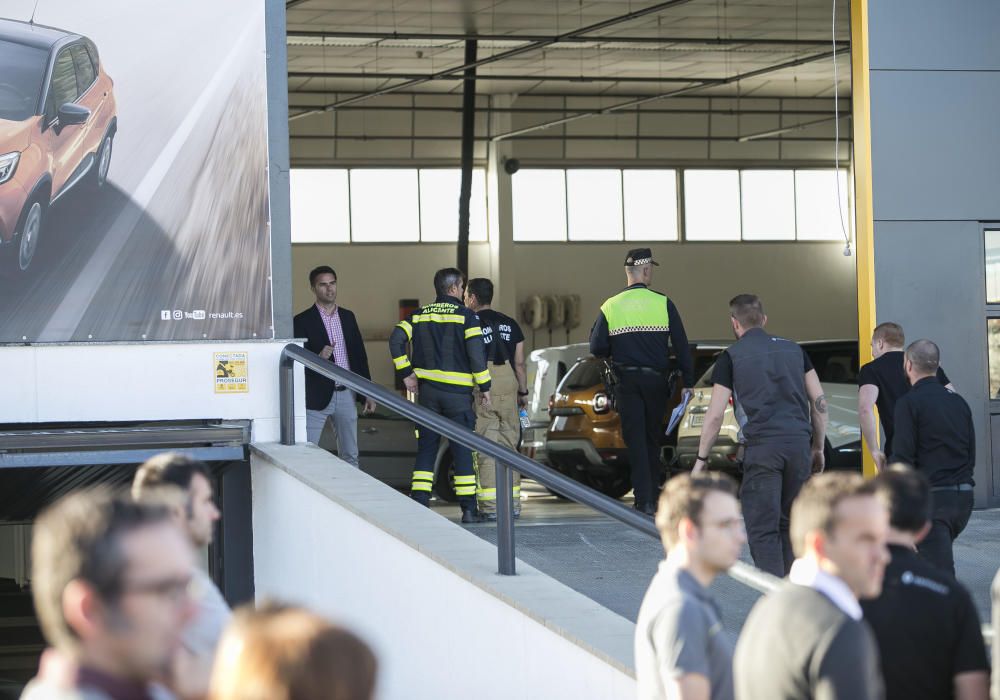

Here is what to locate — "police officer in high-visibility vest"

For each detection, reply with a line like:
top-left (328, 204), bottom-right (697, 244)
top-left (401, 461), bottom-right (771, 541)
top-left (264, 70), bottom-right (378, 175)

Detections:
top-left (389, 268), bottom-right (492, 523)
top-left (590, 249), bottom-right (694, 515)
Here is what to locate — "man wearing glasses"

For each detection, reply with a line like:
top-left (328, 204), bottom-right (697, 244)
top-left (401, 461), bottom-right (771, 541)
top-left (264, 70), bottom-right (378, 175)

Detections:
top-left (635, 472), bottom-right (746, 700)
top-left (23, 489), bottom-right (196, 700)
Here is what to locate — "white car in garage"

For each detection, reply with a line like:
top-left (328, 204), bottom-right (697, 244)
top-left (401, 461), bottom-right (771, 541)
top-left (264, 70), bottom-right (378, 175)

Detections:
top-left (674, 339), bottom-right (863, 475)
top-left (519, 342), bottom-right (590, 465)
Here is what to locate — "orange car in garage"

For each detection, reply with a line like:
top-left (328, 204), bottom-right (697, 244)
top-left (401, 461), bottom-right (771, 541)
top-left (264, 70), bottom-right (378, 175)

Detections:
top-left (545, 343), bottom-right (725, 498)
top-left (0, 19), bottom-right (117, 272)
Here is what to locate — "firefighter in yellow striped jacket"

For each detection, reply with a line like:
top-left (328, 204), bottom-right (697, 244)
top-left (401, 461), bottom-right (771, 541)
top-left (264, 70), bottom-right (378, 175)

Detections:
top-left (389, 268), bottom-right (492, 523)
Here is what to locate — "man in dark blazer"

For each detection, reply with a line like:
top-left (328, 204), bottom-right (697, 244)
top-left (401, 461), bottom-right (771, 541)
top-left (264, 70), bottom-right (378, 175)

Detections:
top-left (293, 266), bottom-right (374, 466)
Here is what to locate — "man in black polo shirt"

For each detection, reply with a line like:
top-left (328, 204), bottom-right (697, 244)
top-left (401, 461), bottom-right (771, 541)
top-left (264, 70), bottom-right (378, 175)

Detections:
top-left (862, 466), bottom-right (990, 700)
top-left (858, 322), bottom-right (953, 471)
top-left (891, 339), bottom-right (976, 575)
top-left (465, 278), bottom-right (528, 520)
top-left (692, 294), bottom-right (827, 577)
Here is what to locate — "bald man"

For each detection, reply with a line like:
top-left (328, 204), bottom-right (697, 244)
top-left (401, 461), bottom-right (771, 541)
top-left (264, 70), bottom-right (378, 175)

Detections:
top-left (890, 339), bottom-right (975, 575)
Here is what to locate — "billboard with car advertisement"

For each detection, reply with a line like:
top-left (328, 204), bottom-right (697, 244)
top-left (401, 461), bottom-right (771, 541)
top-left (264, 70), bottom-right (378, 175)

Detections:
top-left (0, 0), bottom-right (272, 342)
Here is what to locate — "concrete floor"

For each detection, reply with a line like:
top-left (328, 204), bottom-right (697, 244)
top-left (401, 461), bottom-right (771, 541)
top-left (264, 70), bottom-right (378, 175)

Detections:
top-left (432, 481), bottom-right (999, 637)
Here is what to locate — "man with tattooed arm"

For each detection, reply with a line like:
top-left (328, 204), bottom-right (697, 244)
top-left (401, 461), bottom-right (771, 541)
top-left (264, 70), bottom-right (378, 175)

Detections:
top-left (692, 294), bottom-right (828, 577)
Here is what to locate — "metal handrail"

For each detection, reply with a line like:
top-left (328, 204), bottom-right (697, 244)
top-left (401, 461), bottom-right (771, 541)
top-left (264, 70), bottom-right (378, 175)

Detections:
top-left (280, 343), bottom-right (659, 574)
top-left (277, 344), bottom-right (995, 645)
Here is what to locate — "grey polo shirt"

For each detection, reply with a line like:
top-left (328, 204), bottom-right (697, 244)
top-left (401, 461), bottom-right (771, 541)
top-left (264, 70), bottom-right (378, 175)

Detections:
top-left (635, 561), bottom-right (734, 700)
top-left (184, 565), bottom-right (231, 655)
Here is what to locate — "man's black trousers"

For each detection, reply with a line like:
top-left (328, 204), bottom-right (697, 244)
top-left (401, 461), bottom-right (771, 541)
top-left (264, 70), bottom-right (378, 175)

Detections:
top-left (740, 440), bottom-right (812, 577)
top-left (918, 487), bottom-right (974, 576)
top-left (615, 370), bottom-right (669, 510)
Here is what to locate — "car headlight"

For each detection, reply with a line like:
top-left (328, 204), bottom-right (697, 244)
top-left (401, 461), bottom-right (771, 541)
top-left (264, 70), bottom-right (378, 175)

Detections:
top-left (0, 152), bottom-right (20, 184)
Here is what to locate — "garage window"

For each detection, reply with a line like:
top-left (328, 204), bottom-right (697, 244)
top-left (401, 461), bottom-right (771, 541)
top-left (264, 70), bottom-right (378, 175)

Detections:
top-left (795, 169), bottom-right (851, 241)
top-left (419, 169), bottom-right (488, 242)
top-left (289, 166), bottom-right (851, 244)
top-left (290, 168), bottom-right (489, 243)
top-left (741, 170), bottom-right (795, 241)
top-left (290, 169), bottom-right (350, 243)
top-left (684, 170), bottom-right (742, 241)
top-left (623, 170), bottom-right (678, 241)
top-left (350, 169), bottom-right (420, 243)
top-left (684, 168), bottom-right (849, 242)
top-left (567, 170), bottom-right (623, 241)
top-left (512, 170), bottom-right (567, 241)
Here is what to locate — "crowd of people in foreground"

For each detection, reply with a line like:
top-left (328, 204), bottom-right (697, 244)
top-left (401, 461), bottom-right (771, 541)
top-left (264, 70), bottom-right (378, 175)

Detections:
top-left (19, 449), bottom-right (1000, 700)
top-left (637, 467), bottom-right (999, 700)
top-left (19, 452), bottom-right (377, 700)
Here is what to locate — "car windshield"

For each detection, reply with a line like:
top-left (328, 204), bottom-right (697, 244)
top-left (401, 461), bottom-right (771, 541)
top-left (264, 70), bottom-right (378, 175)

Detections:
top-left (695, 363), bottom-right (715, 388)
top-left (557, 359), bottom-right (603, 391)
top-left (693, 344), bottom-right (859, 388)
top-left (804, 344), bottom-right (858, 384)
top-left (0, 40), bottom-right (48, 121)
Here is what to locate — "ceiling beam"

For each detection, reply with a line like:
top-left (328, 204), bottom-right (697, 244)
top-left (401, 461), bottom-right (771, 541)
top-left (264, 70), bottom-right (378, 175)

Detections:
top-left (492, 48), bottom-right (849, 141)
top-left (286, 29), bottom-right (849, 49)
top-left (287, 87), bottom-right (853, 102)
top-left (288, 70), bottom-right (716, 84)
top-left (288, 0), bottom-right (698, 121)
top-left (738, 116), bottom-right (843, 142)
top-left (288, 134), bottom-right (850, 143)
top-left (287, 104), bottom-right (846, 116)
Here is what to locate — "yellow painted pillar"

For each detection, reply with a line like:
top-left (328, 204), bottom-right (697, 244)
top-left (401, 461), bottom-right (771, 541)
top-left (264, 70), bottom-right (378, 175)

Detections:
top-left (851, 0), bottom-right (878, 477)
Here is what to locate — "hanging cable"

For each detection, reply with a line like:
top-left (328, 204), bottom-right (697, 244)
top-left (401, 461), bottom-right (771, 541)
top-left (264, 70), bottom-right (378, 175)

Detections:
top-left (832, 0), bottom-right (852, 256)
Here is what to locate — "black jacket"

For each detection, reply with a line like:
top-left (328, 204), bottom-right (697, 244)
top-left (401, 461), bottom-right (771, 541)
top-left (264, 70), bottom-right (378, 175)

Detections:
top-left (388, 294), bottom-right (491, 394)
top-left (293, 305), bottom-right (372, 410)
top-left (891, 377), bottom-right (975, 486)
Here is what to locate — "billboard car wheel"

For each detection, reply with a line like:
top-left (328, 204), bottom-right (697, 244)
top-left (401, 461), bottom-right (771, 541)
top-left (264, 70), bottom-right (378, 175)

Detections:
top-left (92, 133), bottom-right (114, 189)
top-left (12, 199), bottom-right (44, 273)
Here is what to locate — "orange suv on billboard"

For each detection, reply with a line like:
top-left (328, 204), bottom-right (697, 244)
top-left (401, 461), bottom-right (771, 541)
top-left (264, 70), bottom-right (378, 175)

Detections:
top-left (0, 19), bottom-right (117, 272)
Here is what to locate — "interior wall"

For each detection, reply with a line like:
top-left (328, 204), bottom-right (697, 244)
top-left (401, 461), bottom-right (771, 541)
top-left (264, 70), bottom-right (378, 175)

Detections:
top-left (514, 242), bottom-right (858, 348)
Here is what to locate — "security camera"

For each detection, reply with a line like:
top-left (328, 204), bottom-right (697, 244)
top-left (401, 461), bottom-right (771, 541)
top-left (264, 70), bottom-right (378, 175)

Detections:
top-left (503, 158), bottom-right (521, 175)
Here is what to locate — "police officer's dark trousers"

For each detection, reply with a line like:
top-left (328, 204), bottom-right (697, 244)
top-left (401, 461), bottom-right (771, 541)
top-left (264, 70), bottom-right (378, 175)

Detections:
top-left (410, 382), bottom-right (478, 511)
top-left (616, 369), bottom-right (669, 510)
